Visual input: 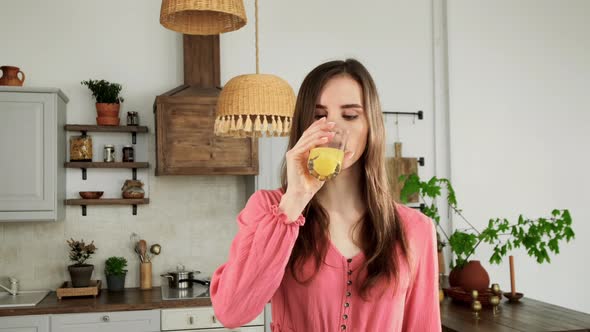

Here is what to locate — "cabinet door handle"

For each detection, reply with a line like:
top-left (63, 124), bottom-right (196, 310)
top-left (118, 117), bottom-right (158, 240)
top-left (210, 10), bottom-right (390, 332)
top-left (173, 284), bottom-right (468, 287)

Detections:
top-left (189, 316), bottom-right (194, 325)
top-left (102, 315), bottom-right (110, 322)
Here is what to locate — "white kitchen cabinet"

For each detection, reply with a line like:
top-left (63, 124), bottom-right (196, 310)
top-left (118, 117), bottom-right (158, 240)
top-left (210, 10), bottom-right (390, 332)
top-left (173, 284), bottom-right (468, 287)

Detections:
top-left (0, 87), bottom-right (67, 222)
top-left (186, 327), bottom-right (263, 332)
top-left (0, 314), bottom-right (50, 332)
top-left (50, 309), bottom-right (160, 332)
top-left (161, 307), bottom-right (264, 331)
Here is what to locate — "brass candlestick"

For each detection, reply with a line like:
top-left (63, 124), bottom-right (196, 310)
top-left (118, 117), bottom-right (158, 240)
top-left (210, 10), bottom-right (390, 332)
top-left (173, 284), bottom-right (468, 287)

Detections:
top-left (491, 283), bottom-right (502, 315)
top-left (471, 290), bottom-right (482, 320)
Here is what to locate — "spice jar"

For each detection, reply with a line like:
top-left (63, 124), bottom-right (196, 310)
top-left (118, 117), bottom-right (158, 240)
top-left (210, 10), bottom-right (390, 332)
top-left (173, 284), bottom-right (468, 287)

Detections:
top-left (70, 134), bottom-right (93, 161)
top-left (122, 145), bottom-right (134, 162)
top-left (103, 144), bottom-right (115, 162)
top-left (127, 111), bottom-right (139, 126)
top-left (121, 179), bottom-right (145, 199)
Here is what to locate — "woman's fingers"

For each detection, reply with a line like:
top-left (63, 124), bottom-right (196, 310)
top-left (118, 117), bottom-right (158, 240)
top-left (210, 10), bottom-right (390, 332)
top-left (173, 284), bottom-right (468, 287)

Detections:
top-left (301, 119), bottom-right (335, 140)
top-left (291, 131), bottom-right (335, 155)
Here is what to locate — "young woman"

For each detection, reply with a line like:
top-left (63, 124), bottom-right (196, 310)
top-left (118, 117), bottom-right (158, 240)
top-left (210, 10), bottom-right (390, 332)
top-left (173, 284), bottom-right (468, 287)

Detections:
top-left (210, 59), bottom-right (441, 331)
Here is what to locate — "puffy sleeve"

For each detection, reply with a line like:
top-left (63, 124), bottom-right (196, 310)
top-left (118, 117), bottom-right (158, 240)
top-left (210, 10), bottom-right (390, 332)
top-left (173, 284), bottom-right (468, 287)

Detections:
top-left (210, 190), bottom-right (305, 328)
top-left (402, 214), bottom-right (442, 332)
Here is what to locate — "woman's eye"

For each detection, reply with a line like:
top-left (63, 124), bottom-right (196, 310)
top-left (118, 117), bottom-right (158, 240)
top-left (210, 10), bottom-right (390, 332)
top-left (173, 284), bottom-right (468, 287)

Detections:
top-left (343, 115), bottom-right (358, 120)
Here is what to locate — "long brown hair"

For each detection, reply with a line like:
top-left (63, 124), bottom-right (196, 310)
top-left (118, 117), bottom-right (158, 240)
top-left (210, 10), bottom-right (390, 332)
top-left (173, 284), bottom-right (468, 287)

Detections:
top-left (281, 59), bottom-right (408, 299)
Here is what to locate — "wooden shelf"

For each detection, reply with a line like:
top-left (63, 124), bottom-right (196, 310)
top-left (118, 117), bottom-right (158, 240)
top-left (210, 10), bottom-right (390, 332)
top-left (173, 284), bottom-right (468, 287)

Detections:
top-left (65, 198), bottom-right (149, 205)
top-left (65, 125), bottom-right (148, 133)
top-left (65, 162), bottom-right (149, 169)
top-left (65, 162), bottom-right (149, 180)
top-left (65, 198), bottom-right (149, 216)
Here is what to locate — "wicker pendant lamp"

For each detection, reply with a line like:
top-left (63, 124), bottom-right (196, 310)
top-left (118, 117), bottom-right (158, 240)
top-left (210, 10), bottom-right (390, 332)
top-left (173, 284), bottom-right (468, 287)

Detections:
top-left (214, 0), bottom-right (296, 138)
top-left (160, 0), bottom-right (247, 35)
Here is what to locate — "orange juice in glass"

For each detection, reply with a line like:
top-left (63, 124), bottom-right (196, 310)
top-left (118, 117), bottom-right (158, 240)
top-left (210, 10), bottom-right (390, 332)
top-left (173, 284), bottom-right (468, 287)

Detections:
top-left (307, 129), bottom-right (348, 181)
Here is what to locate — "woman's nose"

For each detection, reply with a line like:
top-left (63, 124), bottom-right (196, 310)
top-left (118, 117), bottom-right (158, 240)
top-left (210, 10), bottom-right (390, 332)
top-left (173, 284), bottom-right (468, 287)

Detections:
top-left (326, 113), bottom-right (343, 128)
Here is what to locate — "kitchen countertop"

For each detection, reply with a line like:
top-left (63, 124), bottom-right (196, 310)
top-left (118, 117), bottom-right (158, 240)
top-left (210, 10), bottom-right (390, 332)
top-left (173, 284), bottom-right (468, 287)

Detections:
top-left (0, 287), bottom-right (212, 317)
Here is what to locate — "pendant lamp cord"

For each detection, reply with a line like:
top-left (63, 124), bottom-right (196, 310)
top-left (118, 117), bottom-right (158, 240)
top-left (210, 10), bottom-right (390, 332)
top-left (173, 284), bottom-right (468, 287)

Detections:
top-left (255, 0), bottom-right (260, 74)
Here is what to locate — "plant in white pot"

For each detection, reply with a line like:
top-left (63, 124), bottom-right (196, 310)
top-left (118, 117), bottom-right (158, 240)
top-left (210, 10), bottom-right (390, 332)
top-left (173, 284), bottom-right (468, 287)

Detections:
top-left (67, 238), bottom-right (97, 287)
top-left (105, 256), bottom-right (128, 292)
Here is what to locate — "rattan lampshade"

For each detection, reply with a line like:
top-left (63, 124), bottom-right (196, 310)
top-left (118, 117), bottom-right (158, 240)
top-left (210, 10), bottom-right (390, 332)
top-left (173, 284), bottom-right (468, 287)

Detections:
top-left (160, 0), bottom-right (247, 35)
top-left (215, 74), bottom-right (295, 137)
top-left (214, 0), bottom-right (296, 138)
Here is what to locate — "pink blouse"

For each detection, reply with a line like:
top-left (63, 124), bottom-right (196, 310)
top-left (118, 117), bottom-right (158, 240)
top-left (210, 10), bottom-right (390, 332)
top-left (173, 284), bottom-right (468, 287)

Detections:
top-left (211, 189), bottom-right (441, 331)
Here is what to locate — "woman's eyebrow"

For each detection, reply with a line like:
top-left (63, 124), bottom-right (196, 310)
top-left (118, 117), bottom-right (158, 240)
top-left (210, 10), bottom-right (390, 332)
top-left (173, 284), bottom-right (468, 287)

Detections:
top-left (315, 103), bottom-right (363, 109)
top-left (341, 104), bottom-right (363, 109)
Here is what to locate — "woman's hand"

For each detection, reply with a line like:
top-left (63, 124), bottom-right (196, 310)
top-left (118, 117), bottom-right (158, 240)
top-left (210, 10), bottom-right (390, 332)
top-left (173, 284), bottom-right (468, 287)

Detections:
top-left (279, 118), bottom-right (337, 221)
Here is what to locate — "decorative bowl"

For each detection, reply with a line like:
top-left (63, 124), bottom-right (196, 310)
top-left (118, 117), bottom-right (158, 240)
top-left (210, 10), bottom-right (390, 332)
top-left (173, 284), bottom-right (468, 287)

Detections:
top-left (79, 191), bottom-right (104, 199)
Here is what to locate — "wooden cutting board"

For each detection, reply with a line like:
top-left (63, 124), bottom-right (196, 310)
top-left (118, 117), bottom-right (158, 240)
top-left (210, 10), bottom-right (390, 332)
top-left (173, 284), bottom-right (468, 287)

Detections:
top-left (386, 142), bottom-right (419, 203)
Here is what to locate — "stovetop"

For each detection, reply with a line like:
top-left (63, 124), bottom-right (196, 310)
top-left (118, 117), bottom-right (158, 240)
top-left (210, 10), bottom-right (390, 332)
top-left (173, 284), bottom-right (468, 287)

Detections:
top-left (161, 283), bottom-right (210, 300)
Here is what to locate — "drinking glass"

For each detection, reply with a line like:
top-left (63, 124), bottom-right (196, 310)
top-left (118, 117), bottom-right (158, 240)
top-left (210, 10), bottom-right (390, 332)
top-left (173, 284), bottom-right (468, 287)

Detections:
top-left (307, 128), bottom-right (349, 181)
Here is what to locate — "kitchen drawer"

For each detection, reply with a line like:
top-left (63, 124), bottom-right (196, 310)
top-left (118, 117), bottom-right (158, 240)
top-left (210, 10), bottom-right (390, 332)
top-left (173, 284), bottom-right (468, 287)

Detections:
top-left (169, 327), bottom-right (264, 332)
top-left (50, 309), bottom-right (160, 332)
top-left (0, 314), bottom-right (49, 332)
top-left (161, 307), bottom-right (264, 330)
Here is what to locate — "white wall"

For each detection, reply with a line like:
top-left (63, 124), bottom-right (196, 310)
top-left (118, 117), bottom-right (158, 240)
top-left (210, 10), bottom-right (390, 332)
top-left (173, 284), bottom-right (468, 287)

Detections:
top-left (447, 0), bottom-right (590, 313)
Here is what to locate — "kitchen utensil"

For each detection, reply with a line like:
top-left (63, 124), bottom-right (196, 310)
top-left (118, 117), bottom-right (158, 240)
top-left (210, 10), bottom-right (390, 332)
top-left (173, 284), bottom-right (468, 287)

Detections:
top-left (0, 66), bottom-right (25, 86)
top-left (146, 244), bottom-right (161, 262)
top-left (78, 191), bottom-right (103, 199)
top-left (135, 243), bottom-right (143, 263)
top-left (160, 265), bottom-right (209, 289)
top-left (150, 244), bottom-right (161, 255)
top-left (130, 233), bottom-right (144, 262)
top-left (138, 240), bottom-right (147, 262)
top-left (386, 142), bottom-right (419, 203)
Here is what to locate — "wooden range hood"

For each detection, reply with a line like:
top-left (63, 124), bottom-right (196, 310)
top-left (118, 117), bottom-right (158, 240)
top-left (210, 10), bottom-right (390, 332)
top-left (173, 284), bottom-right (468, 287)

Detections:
top-left (154, 35), bottom-right (258, 176)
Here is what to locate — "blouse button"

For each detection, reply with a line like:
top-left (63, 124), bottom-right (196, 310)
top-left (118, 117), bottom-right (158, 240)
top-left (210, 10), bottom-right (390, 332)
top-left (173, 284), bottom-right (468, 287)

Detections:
top-left (347, 270), bottom-right (353, 275)
top-left (347, 280), bottom-right (352, 285)
top-left (347, 258), bottom-right (352, 263)
top-left (341, 325), bottom-right (347, 330)
top-left (347, 291), bottom-right (351, 297)
top-left (343, 314), bottom-right (348, 320)
top-left (344, 302), bottom-right (350, 307)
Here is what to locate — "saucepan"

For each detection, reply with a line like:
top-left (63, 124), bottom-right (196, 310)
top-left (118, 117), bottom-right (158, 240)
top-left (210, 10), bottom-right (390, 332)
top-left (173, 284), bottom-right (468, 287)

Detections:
top-left (161, 265), bottom-right (210, 289)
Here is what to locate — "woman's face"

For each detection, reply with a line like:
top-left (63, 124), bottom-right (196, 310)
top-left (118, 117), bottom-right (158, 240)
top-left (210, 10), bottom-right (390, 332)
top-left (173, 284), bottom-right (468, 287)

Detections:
top-left (314, 74), bottom-right (369, 170)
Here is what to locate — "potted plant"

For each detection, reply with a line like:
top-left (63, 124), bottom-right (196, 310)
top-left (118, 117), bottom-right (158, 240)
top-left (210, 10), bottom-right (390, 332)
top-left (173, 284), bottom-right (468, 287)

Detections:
top-left (105, 256), bottom-right (128, 292)
top-left (81, 79), bottom-right (124, 126)
top-left (67, 238), bottom-right (97, 287)
top-left (400, 174), bottom-right (575, 291)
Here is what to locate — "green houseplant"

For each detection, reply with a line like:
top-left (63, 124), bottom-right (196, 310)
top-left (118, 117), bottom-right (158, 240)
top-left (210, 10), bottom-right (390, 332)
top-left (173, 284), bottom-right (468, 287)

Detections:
top-left (105, 256), bottom-right (128, 292)
top-left (81, 79), bottom-right (124, 125)
top-left (67, 238), bottom-right (97, 287)
top-left (400, 174), bottom-right (575, 290)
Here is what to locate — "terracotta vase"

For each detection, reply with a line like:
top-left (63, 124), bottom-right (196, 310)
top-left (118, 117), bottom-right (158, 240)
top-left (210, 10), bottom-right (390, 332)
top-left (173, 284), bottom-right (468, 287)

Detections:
top-left (0, 66), bottom-right (26, 86)
top-left (448, 260), bottom-right (490, 291)
top-left (95, 103), bottom-right (120, 125)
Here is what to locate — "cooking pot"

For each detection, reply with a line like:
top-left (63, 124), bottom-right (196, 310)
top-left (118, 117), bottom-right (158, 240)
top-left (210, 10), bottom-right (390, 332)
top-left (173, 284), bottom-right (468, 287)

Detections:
top-left (161, 265), bottom-right (210, 289)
